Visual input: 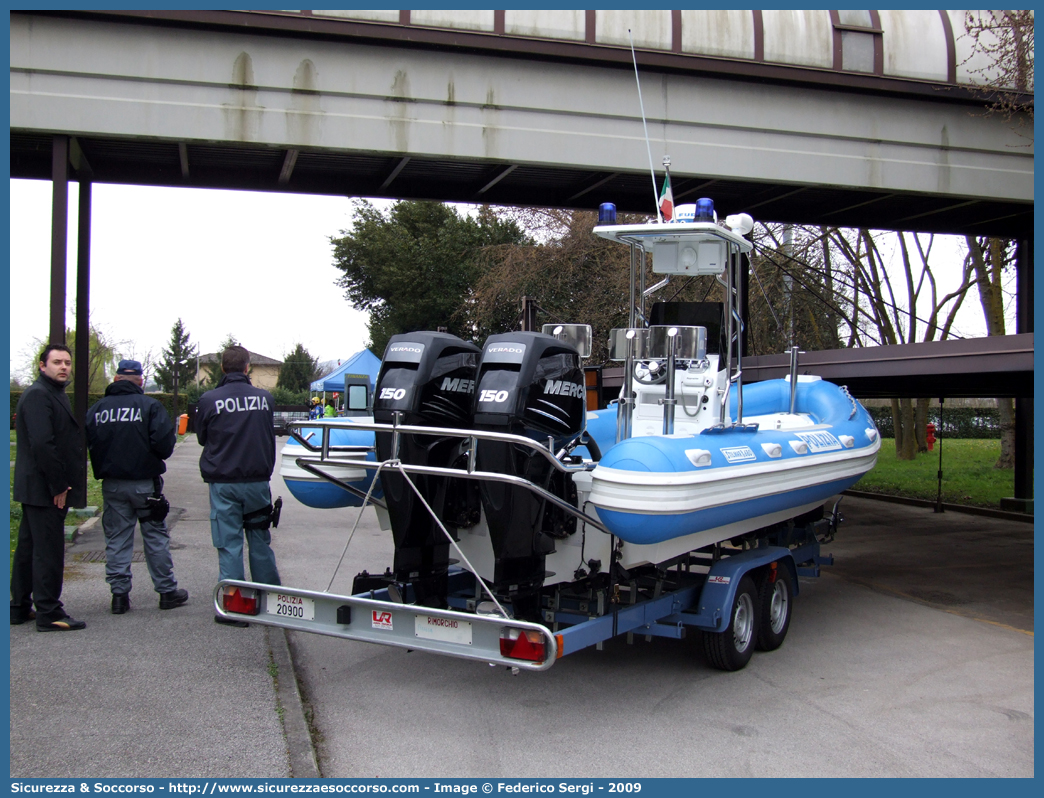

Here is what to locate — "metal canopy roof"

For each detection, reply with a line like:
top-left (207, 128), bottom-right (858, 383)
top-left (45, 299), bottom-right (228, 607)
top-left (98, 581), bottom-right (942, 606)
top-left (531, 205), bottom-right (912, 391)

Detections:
top-left (600, 333), bottom-right (1034, 400)
top-left (741, 334), bottom-right (1035, 399)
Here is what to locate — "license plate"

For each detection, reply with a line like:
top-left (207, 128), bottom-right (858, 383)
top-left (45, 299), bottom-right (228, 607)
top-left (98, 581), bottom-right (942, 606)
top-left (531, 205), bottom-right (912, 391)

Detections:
top-left (266, 592), bottom-right (315, 621)
top-left (415, 614), bottom-right (472, 645)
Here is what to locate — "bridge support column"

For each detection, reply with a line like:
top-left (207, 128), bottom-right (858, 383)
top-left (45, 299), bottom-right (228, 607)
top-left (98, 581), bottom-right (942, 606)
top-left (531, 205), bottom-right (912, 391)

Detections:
top-left (47, 133), bottom-right (94, 507)
top-left (49, 135), bottom-right (68, 345)
top-left (72, 178), bottom-right (92, 506)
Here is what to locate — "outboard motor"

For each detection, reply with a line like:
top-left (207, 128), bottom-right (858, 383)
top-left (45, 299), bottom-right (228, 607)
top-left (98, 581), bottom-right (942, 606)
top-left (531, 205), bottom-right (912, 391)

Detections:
top-left (473, 332), bottom-right (586, 616)
top-left (371, 332), bottom-right (481, 607)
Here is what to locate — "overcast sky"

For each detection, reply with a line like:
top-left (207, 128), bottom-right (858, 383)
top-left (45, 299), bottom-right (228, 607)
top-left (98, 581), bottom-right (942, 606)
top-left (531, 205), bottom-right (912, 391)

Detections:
top-left (9, 179), bottom-right (378, 382)
top-left (10, 178), bottom-right (1001, 384)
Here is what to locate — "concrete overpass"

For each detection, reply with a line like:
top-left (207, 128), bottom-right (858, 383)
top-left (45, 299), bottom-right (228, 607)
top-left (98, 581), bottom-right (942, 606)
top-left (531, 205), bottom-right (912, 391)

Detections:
top-left (10, 9), bottom-right (1033, 236)
top-left (8, 9), bottom-right (1034, 508)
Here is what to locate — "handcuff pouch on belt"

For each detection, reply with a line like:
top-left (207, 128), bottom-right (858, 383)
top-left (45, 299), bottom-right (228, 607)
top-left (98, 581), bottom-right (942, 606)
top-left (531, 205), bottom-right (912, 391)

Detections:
top-left (243, 497), bottom-right (283, 531)
top-left (144, 476), bottom-right (170, 523)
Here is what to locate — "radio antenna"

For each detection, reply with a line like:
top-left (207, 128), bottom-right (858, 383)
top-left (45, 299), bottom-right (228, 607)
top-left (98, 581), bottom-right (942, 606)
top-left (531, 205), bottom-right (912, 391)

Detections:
top-left (628, 29), bottom-right (662, 223)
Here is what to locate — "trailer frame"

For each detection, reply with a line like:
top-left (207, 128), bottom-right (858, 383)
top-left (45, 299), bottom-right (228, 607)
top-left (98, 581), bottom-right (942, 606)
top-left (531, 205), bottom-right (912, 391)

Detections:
top-left (214, 514), bottom-right (835, 671)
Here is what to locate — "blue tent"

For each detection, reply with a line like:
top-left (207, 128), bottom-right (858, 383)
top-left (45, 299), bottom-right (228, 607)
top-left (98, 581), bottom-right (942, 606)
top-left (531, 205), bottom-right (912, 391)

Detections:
top-left (311, 348), bottom-right (382, 393)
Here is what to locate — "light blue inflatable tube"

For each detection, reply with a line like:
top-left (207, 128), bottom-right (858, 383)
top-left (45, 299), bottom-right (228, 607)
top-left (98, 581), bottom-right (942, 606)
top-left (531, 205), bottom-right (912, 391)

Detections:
top-left (279, 422), bottom-right (383, 509)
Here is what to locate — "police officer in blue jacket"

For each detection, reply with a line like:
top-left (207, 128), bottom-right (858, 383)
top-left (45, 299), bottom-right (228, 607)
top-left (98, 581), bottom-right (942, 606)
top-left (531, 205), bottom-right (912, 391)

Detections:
top-left (196, 345), bottom-right (280, 627)
top-left (86, 360), bottom-right (188, 615)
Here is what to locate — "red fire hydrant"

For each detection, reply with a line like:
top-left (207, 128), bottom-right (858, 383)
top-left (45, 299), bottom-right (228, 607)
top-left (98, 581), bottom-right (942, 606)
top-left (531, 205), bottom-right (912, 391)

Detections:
top-left (926, 422), bottom-right (936, 451)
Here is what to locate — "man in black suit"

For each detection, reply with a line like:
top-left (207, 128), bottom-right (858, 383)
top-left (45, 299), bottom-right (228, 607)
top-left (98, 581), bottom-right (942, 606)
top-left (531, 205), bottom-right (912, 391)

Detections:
top-left (11, 343), bottom-right (88, 631)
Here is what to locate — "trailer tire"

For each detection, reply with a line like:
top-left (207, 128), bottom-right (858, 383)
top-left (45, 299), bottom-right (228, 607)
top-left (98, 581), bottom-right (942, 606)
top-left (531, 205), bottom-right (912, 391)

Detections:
top-left (756, 565), bottom-right (793, 651)
top-left (702, 575), bottom-right (758, 671)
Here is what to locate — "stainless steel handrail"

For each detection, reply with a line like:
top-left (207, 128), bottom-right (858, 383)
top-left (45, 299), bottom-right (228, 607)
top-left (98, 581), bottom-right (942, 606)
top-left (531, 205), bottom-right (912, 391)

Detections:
top-left (732, 303), bottom-right (745, 425)
top-left (301, 455), bottom-right (612, 537)
top-left (662, 327), bottom-right (678, 435)
top-left (292, 457), bottom-right (389, 509)
top-left (287, 419), bottom-right (591, 477)
top-left (286, 419), bottom-right (610, 535)
top-left (789, 346), bottom-right (800, 414)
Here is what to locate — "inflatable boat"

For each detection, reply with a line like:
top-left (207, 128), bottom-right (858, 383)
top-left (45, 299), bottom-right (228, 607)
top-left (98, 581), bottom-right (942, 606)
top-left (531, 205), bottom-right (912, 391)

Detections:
top-left (589, 376), bottom-right (879, 545)
top-left (282, 200), bottom-right (879, 600)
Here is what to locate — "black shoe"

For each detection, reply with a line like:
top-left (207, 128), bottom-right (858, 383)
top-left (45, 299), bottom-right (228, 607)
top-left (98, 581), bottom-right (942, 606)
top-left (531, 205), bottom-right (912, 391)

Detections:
top-left (214, 614), bottom-right (250, 628)
top-left (111, 594), bottom-right (130, 615)
top-left (37, 616), bottom-right (87, 632)
top-left (11, 608), bottom-right (35, 625)
top-left (159, 589), bottom-right (189, 610)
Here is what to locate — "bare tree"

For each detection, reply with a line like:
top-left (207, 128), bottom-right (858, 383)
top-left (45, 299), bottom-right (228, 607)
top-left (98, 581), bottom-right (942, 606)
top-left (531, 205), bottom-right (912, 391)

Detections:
top-left (961, 11), bottom-right (1034, 140)
top-left (851, 229), bottom-right (974, 458)
top-left (466, 209), bottom-right (651, 363)
top-left (774, 227), bottom-right (975, 459)
top-left (470, 210), bottom-right (986, 465)
top-left (22, 323), bottom-right (122, 393)
top-left (750, 225), bottom-right (850, 354)
top-left (119, 345), bottom-right (157, 386)
top-left (314, 360), bottom-right (341, 381)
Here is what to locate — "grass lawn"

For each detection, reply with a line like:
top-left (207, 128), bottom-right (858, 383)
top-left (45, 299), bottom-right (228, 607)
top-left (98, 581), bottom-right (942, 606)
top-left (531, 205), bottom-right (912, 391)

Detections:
top-left (854, 439), bottom-right (1017, 508)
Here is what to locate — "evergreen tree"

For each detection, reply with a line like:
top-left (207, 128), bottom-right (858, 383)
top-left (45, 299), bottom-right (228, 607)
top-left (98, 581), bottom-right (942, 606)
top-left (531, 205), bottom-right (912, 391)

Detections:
top-left (155, 318), bottom-right (198, 393)
top-left (277, 343), bottom-right (321, 394)
top-left (155, 318), bottom-right (198, 420)
top-left (202, 334), bottom-right (240, 388)
top-left (331, 200), bottom-right (530, 355)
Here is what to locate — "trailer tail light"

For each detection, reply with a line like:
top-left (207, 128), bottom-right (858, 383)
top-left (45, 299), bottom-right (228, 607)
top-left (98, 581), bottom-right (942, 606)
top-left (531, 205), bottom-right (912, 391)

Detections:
top-left (499, 627), bottom-right (548, 663)
top-left (222, 586), bottom-right (260, 616)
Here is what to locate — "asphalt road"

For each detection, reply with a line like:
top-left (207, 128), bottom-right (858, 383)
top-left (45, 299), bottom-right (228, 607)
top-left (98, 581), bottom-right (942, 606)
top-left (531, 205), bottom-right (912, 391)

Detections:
top-left (274, 486), bottom-right (1034, 779)
top-left (9, 438), bottom-right (1033, 779)
top-left (9, 440), bottom-right (289, 779)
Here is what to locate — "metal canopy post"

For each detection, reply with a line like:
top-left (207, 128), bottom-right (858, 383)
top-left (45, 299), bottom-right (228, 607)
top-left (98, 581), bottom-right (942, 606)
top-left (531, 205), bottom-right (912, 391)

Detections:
top-left (934, 397), bottom-right (945, 513)
top-left (1010, 236), bottom-right (1033, 511)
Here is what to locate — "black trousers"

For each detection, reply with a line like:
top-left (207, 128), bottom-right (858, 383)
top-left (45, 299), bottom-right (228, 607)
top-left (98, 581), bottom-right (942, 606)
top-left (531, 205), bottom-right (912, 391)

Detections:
top-left (10, 503), bottom-right (69, 623)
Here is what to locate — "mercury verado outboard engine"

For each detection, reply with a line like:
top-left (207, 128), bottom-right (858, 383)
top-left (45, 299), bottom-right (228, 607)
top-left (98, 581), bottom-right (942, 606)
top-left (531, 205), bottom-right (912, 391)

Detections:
top-left (371, 332), bottom-right (481, 607)
top-left (473, 332), bottom-right (586, 617)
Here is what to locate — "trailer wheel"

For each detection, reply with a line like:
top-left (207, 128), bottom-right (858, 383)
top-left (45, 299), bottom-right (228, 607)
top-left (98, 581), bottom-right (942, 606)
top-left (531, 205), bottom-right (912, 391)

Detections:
top-left (756, 566), bottom-right (793, 651)
top-left (702, 575), bottom-right (758, 671)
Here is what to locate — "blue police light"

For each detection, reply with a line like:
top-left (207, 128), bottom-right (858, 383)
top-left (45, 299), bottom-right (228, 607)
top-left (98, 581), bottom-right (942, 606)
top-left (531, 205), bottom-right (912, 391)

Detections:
top-left (695, 198), bottom-right (715, 222)
top-left (598, 202), bottom-right (617, 224)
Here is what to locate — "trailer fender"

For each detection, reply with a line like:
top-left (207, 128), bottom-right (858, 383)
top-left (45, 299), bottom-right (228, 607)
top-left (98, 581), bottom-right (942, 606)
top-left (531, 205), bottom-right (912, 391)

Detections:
top-left (693, 546), bottom-right (797, 633)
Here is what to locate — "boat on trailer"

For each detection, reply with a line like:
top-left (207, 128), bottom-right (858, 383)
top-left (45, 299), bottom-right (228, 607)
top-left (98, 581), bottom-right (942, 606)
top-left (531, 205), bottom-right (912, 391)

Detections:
top-left (238, 199), bottom-right (879, 671)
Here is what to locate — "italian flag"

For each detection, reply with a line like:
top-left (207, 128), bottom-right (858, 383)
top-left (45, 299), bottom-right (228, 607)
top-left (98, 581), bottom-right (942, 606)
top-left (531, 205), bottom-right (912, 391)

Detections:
top-left (659, 172), bottom-right (674, 222)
